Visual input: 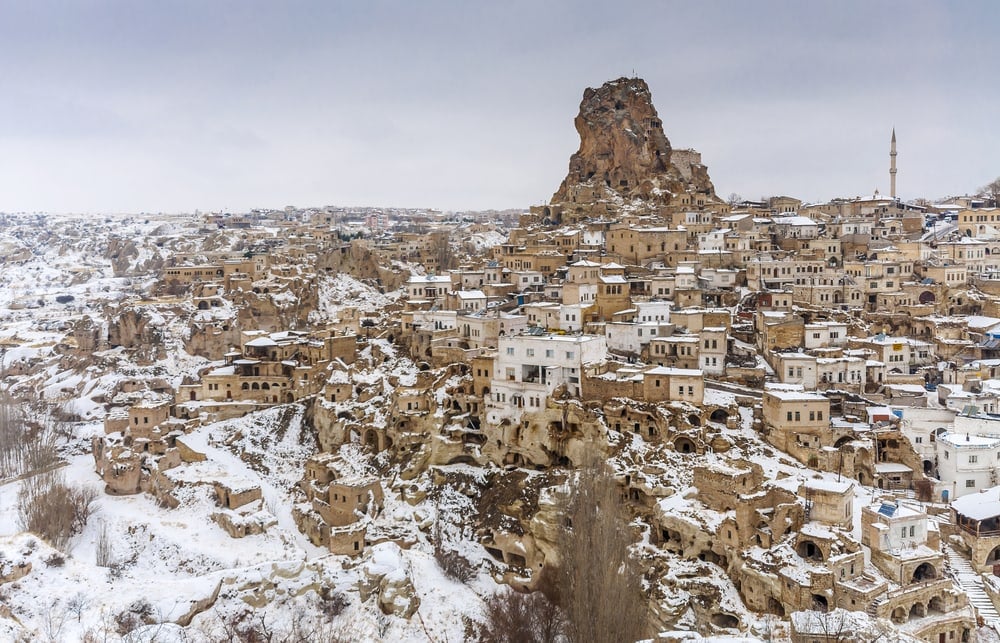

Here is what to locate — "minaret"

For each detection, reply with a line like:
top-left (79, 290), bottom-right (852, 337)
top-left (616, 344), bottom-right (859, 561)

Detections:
top-left (889, 128), bottom-right (897, 199)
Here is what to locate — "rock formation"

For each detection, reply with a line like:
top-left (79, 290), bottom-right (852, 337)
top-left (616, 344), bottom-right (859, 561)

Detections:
top-left (541, 77), bottom-right (718, 224)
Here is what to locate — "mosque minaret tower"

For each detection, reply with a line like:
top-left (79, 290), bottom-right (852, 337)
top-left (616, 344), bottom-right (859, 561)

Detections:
top-left (890, 128), bottom-right (897, 199)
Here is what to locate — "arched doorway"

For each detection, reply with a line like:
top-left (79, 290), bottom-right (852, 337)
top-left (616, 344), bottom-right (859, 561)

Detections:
top-left (674, 437), bottom-right (696, 454)
top-left (709, 409), bottom-right (729, 424)
top-left (986, 546), bottom-right (1000, 566)
top-left (912, 562), bottom-right (936, 582)
top-left (834, 435), bottom-right (853, 448)
top-left (811, 594), bottom-right (828, 612)
top-left (796, 540), bottom-right (824, 561)
top-left (688, 414), bottom-right (701, 427)
top-left (919, 291), bottom-right (936, 304)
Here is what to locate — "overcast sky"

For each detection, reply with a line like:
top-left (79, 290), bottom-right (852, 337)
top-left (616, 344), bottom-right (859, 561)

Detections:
top-left (0, 1), bottom-right (996, 214)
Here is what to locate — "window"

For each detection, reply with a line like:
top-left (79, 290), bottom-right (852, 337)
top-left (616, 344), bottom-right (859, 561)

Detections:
top-left (970, 455), bottom-right (979, 464)
top-left (809, 411), bottom-right (815, 421)
top-left (909, 526), bottom-right (915, 537)
top-left (818, 411), bottom-right (823, 420)
top-left (915, 436), bottom-right (923, 444)
top-left (506, 347), bottom-right (514, 355)
top-left (944, 451), bottom-right (949, 459)
top-left (566, 351), bottom-right (574, 359)
top-left (787, 411), bottom-right (793, 421)
top-left (526, 348), bottom-right (534, 357)
top-left (900, 527), bottom-right (906, 537)
top-left (545, 349), bottom-right (553, 358)
top-left (794, 411), bottom-right (801, 421)
top-left (966, 479), bottom-right (976, 488)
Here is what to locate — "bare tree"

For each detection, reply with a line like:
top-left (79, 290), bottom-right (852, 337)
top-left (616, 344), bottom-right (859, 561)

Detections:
top-left (95, 521), bottom-right (115, 568)
top-left (979, 176), bottom-right (1000, 207)
top-left (18, 471), bottom-right (98, 551)
top-left (0, 391), bottom-right (59, 479)
top-left (480, 588), bottom-right (565, 643)
top-left (556, 464), bottom-right (647, 643)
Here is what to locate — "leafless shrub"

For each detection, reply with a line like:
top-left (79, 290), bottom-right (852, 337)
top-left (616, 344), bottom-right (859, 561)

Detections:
top-left (95, 522), bottom-right (115, 568)
top-left (319, 587), bottom-right (349, 621)
top-left (432, 520), bottom-right (476, 583)
top-left (17, 471), bottom-right (98, 551)
top-left (44, 553), bottom-right (65, 567)
top-left (481, 588), bottom-right (566, 643)
top-left (556, 463), bottom-right (647, 643)
top-left (66, 593), bottom-right (89, 623)
top-left (0, 392), bottom-right (60, 479)
top-left (114, 599), bottom-right (154, 637)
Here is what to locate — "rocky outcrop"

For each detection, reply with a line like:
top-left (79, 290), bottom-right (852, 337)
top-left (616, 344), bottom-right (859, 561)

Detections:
top-left (316, 239), bottom-right (408, 292)
top-left (546, 77), bottom-right (717, 222)
top-left (357, 543), bottom-right (420, 618)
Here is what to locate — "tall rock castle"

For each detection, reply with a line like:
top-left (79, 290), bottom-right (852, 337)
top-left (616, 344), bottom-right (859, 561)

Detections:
top-left (533, 77), bottom-right (721, 225)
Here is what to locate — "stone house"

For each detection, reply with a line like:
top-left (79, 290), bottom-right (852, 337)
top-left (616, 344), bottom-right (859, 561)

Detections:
top-left (799, 478), bottom-right (854, 529)
top-left (761, 389), bottom-right (832, 463)
top-left (951, 485), bottom-right (1000, 572)
top-left (648, 333), bottom-right (699, 368)
top-left (861, 501), bottom-right (943, 585)
top-left (294, 453), bottom-right (385, 557)
top-left (486, 331), bottom-right (606, 426)
top-left (642, 367), bottom-right (704, 405)
top-left (178, 329), bottom-right (346, 407)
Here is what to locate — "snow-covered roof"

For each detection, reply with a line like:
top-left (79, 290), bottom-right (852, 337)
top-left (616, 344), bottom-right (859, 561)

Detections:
top-left (765, 389), bottom-right (827, 402)
top-left (802, 478), bottom-right (854, 494)
top-left (407, 275), bottom-right (452, 284)
top-left (645, 366), bottom-right (703, 377)
top-left (874, 462), bottom-right (913, 474)
top-left (939, 432), bottom-right (1000, 448)
top-left (772, 215), bottom-right (817, 226)
top-left (952, 485), bottom-right (1000, 520)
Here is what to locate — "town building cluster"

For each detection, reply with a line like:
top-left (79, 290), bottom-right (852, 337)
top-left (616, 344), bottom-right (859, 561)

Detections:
top-left (62, 78), bottom-right (1000, 639)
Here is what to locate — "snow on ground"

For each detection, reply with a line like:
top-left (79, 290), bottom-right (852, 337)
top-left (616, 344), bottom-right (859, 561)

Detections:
top-left (312, 273), bottom-right (402, 322)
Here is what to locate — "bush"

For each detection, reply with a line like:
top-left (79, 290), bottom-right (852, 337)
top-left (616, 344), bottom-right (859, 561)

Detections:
top-left (432, 521), bottom-right (476, 583)
top-left (115, 599), bottom-right (154, 636)
top-left (435, 547), bottom-right (476, 583)
top-left (319, 588), bottom-right (349, 621)
top-left (0, 393), bottom-right (60, 479)
top-left (95, 522), bottom-right (114, 567)
top-left (44, 553), bottom-right (65, 567)
top-left (556, 464), bottom-right (647, 643)
top-left (481, 589), bottom-right (566, 643)
top-left (17, 472), bottom-right (98, 551)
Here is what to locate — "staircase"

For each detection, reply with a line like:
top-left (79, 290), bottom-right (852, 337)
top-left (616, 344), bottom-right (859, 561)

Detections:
top-left (945, 545), bottom-right (1000, 622)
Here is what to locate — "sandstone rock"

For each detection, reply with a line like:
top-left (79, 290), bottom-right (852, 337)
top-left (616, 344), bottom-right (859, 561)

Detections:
top-left (357, 542), bottom-right (420, 618)
top-left (550, 77), bottom-right (717, 219)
